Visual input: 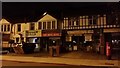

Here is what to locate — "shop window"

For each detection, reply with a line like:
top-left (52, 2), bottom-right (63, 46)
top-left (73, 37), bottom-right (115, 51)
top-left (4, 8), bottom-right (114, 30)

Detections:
top-left (43, 22), bottom-right (46, 29)
top-left (47, 21), bottom-right (51, 29)
top-left (30, 23), bottom-right (35, 30)
top-left (17, 24), bottom-right (21, 32)
top-left (38, 22), bottom-right (42, 29)
top-left (52, 21), bottom-right (55, 29)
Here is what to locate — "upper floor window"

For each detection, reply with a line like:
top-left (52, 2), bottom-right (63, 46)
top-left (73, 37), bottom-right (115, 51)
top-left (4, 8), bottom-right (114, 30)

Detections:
top-left (1, 25), bottom-right (3, 31)
top-left (7, 25), bottom-right (10, 31)
top-left (76, 20), bottom-right (79, 26)
top-left (1, 24), bottom-right (11, 32)
top-left (64, 18), bottom-right (68, 27)
top-left (30, 23), bottom-right (35, 30)
top-left (88, 16), bottom-right (92, 25)
top-left (68, 17), bottom-right (79, 26)
top-left (88, 16), bottom-right (97, 25)
top-left (38, 22), bottom-right (42, 29)
top-left (4, 25), bottom-right (6, 31)
top-left (43, 22), bottom-right (46, 29)
top-left (47, 22), bottom-right (51, 29)
top-left (17, 24), bottom-right (21, 32)
top-left (93, 16), bottom-right (97, 25)
top-left (52, 21), bottom-right (55, 29)
top-left (68, 19), bottom-right (72, 26)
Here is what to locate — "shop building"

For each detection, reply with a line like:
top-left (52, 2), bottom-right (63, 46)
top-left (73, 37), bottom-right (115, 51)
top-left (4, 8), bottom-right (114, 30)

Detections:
top-left (7, 13), bottom-right (62, 52)
top-left (61, 13), bottom-right (120, 54)
top-left (37, 14), bottom-right (62, 52)
top-left (0, 18), bottom-right (12, 49)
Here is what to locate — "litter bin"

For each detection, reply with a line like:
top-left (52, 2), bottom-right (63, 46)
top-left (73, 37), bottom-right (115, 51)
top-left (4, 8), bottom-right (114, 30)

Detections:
top-left (49, 46), bottom-right (53, 57)
top-left (49, 46), bottom-right (60, 57)
top-left (54, 46), bottom-right (60, 56)
top-left (100, 46), bottom-right (105, 55)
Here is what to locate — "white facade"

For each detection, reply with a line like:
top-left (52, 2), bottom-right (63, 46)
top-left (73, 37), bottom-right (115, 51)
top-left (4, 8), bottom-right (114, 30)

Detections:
top-left (0, 19), bottom-right (12, 48)
top-left (12, 14), bottom-right (58, 43)
top-left (0, 18), bottom-right (11, 34)
top-left (37, 14), bottom-right (58, 30)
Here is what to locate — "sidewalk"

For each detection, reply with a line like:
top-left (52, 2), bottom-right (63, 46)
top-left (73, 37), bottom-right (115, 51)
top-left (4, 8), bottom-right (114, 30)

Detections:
top-left (1, 51), bottom-right (120, 67)
top-left (1, 55), bottom-right (119, 67)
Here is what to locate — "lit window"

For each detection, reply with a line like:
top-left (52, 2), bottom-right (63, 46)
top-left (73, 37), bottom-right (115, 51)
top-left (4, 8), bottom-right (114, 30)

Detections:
top-left (38, 22), bottom-right (42, 29)
top-left (47, 22), bottom-right (51, 29)
top-left (52, 21), bottom-right (55, 29)
top-left (76, 20), bottom-right (79, 26)
top-left (43, 22), bottom-right (46, 29)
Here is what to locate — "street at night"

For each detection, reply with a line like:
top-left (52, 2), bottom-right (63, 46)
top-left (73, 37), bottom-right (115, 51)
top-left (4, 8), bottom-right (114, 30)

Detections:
top-left (1, 2), bottom-right (120, 68)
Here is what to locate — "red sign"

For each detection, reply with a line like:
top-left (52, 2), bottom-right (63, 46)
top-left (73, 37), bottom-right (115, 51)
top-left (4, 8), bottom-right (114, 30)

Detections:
top-left (42, 33), bottom-right (61, 37)
top-left (106, 42), bottom-right (111, 56)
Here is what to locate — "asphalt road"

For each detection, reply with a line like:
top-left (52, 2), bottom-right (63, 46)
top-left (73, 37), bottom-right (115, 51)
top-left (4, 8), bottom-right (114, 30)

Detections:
top-left (1, 60), bottom-right (118, 68)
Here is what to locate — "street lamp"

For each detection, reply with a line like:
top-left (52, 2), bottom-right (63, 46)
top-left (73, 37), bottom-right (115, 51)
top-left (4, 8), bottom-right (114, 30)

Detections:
top-left (43, 12), bottom-right (47, 16)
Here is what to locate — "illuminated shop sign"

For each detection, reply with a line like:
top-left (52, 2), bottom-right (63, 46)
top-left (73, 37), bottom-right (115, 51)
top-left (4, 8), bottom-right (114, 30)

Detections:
top-left (26, 30), bottom-right (42, 37)
top-left (42, 33), bottom-right (61, 37)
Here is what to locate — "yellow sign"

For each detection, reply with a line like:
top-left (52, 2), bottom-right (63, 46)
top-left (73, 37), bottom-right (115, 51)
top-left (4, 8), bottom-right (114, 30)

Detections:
top-left (26, 30), bottom-right (42, 37)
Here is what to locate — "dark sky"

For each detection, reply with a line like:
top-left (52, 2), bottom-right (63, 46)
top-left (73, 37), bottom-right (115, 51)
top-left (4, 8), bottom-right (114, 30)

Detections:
top-left (2, 2), bottom-right (119, 23)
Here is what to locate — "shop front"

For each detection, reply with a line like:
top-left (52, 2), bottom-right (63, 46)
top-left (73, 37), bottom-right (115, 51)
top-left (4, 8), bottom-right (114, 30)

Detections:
top-left (23, 30), bottom-right (42, 52)
top-left (66, 30), bottom-right (93, 52)
top-left (2, 33), bottom-right (11, 51)
top-left (104, 32), bottom-right (120, 56)
top-left (104, 28), bottom-right (120, 55)
top-left (41, 30), bottom-right (61, 52)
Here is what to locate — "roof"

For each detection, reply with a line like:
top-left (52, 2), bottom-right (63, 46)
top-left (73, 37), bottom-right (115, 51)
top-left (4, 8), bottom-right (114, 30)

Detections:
top-left (0, 18), bottom-right (10, 24)
top-left (38, 14), bottom-right (57, 22)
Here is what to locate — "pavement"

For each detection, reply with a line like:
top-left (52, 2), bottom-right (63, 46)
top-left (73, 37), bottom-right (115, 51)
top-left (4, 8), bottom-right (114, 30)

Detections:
top-left (1, 51), bottom-right (120, 67)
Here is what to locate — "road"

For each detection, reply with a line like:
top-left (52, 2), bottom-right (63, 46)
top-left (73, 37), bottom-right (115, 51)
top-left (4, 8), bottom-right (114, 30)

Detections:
top-left (1, 60), bottom-right (117, 68)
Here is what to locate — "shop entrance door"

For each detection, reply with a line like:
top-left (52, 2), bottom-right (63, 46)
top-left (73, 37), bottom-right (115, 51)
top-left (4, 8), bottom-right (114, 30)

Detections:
top-left (72, 35), bottom-right (85, 51)
top-left (40, 37), bottom-right (49, 52)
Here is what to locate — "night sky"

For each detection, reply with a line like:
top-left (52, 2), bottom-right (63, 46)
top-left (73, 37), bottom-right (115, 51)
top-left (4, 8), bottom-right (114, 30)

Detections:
top-left (2, 2), bottom-right (119, 23)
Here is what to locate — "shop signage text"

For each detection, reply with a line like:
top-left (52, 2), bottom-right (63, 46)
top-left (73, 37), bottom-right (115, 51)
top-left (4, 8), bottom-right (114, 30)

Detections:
top-left (42, 33), bottom-right (61, 37)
